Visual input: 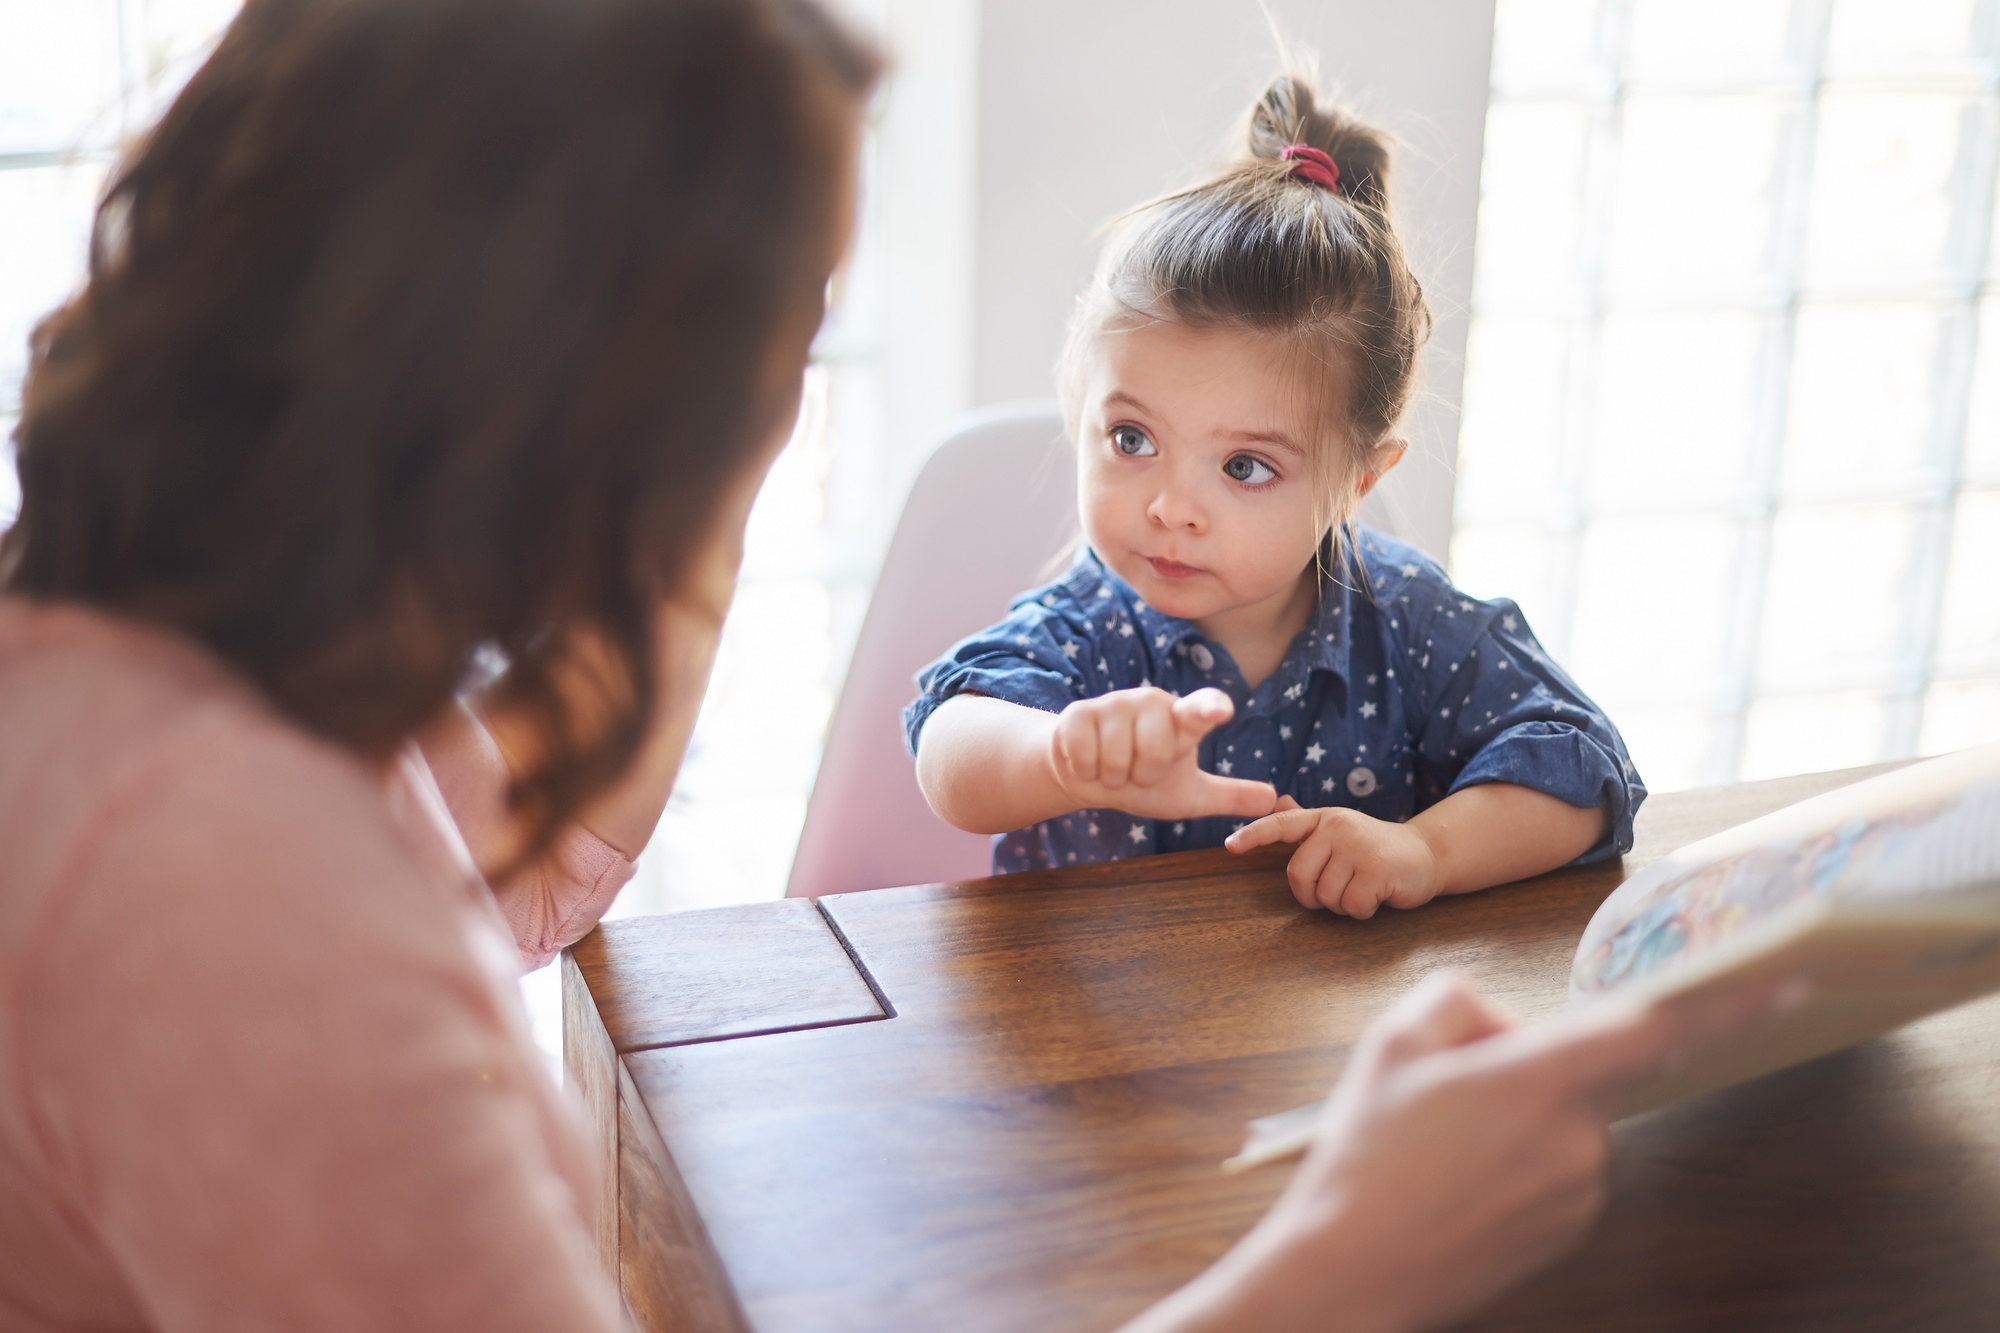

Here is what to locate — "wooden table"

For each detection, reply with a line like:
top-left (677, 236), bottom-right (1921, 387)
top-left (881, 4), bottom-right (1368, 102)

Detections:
top-left (564, 765), bottom-right (2000, 1331)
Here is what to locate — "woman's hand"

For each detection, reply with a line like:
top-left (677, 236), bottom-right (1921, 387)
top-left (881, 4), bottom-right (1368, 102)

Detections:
top-left (1225, 799), bottom-right (1440, 918)
top-left (1123, 970), bottom-right (1788, 1333)
top-left (1049, 686), bottom-right (1278, 821)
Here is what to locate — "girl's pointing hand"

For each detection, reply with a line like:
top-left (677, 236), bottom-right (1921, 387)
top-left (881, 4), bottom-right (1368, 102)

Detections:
top-left (1049, 686), bottom-right (1278, 821)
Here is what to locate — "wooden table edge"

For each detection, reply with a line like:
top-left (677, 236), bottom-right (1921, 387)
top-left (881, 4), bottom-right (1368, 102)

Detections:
top-left (560, 759), bottom-right (1921, 1331)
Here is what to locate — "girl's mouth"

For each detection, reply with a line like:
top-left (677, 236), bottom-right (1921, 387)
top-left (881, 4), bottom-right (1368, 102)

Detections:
top-left (1147, 556), bottom-right (1202, 580)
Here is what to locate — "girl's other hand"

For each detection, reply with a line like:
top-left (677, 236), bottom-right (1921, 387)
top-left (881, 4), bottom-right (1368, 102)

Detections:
top-left (1225, 803), bottom-right (1440, 918)
top-left (1049, 686), bottom-right (1278, 821)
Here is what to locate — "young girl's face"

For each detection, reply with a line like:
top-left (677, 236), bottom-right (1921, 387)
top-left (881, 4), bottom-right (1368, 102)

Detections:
top-left (1074, 320), bottom-right (1342, 626)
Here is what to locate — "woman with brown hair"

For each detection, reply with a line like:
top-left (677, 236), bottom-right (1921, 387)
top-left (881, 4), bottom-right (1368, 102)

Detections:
top-left (0, 1), bottom-right (1758, 1329)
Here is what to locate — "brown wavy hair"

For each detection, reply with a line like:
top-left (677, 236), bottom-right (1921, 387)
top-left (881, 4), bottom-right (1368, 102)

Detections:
top-left (1, 0), bottom-right (879, 851)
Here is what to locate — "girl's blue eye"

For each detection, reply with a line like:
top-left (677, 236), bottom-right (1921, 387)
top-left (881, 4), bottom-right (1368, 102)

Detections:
top-left (1111, 426), bottom-right (1156, 457)
top-left (1224, 454), bottom-right (1277, 485)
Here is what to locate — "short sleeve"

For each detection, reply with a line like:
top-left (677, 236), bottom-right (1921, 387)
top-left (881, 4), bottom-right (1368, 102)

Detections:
top-left (903, 593), bottom-right (1117, 755)
top-left (1391, 576), bottom-right (1644, 863)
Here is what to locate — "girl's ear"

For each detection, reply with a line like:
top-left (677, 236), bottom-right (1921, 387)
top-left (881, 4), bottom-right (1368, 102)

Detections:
top-left (1353, 437), bottom-right (1408, 499)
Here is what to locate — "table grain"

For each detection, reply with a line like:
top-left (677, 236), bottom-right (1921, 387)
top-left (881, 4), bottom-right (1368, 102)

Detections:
top-left (566, 762), bottom-right (2000, 1332)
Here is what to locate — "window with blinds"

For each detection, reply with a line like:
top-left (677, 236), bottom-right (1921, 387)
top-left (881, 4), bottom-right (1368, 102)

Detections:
top-left (1452, 0), bottom-right (2000, 792)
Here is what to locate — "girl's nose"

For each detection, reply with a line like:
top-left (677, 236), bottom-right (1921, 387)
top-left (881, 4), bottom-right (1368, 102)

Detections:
top-left (1145, 479), bottom-right (1206, 533)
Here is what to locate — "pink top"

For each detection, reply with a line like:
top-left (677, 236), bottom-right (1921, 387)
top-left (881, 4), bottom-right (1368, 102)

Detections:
top-left (0, 599), bottom-right (635, 1330)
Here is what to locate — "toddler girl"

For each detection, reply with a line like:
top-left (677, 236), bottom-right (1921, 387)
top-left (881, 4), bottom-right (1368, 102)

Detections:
top-left (903, 75), bottom-right (1643, 918)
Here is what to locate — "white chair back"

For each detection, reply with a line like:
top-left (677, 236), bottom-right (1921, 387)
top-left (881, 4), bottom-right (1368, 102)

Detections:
top-left (786, 403), bottom-right (1074, 898)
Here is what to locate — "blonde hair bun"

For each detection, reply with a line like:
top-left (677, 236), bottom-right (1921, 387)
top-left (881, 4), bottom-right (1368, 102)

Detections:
top-left (1246, 73), bottom-right (1392, 211)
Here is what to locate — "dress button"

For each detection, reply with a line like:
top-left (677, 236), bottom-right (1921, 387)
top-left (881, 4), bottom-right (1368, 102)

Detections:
top-left (1188, 643), bottom-right (1215, 672)
top-left (1346, 766), bottom-right (1378, 797)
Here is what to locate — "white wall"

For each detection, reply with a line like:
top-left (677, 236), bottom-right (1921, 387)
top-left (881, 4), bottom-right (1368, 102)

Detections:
top-left (971, 0), bottom-right (1497, 558)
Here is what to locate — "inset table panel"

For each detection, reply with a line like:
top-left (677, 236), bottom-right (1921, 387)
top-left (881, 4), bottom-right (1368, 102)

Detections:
top-left (571, 899), bottom-right (887, 1053)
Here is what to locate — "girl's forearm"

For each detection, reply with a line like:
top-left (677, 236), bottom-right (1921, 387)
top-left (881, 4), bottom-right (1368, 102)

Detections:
top-left (914, 695), bottom-right (1080, 834)
top-left (1409, 783), bottom-right (1606, 896)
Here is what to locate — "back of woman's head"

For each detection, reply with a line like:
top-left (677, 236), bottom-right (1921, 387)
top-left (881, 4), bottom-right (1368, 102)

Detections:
top-left (2, 0), bottom-right (878, 846)
top-left (1059, 71), bottom-right (1431, 525)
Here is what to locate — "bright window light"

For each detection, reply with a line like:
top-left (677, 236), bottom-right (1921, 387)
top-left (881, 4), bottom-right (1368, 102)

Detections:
top-left (1456, 0), bottom-right (2000, 790)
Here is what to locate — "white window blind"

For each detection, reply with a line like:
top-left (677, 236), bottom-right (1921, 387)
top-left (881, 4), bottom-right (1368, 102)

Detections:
top-left (1453, 0), bottom-right (2000, 793)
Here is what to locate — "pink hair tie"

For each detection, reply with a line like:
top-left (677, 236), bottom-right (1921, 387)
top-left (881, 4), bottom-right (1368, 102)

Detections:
top-left (1280, 143), bottom-right (1341, 192)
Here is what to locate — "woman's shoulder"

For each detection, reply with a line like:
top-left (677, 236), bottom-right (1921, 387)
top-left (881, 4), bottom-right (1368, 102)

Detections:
top-left (0, 596), bottom-right (354, 803)
top-left (0, 595), bottom-right (251, 709)
top-left (0, 599), bottom-right (451, 943)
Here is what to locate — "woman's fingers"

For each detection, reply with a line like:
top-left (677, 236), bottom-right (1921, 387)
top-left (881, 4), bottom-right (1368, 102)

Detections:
top-left (1517, 974), bottom-right (1806, 1119)
top-left (1363, 971), bottom-right (1516, 1068)
top-left (1245, 973), bottom-right (1643, 1333)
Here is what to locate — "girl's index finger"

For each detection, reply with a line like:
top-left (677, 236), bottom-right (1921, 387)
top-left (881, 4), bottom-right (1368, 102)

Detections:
top-left (1224, 806), bottom-right (1323, 852)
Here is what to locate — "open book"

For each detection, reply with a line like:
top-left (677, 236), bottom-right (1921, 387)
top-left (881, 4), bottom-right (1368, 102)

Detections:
top-left (1226, 743), bottom-right (2000, 1171)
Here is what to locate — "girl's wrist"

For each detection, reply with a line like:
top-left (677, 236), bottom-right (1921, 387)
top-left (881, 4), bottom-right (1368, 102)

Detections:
top-left (1404, 815), bottom-right (1452, 900)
